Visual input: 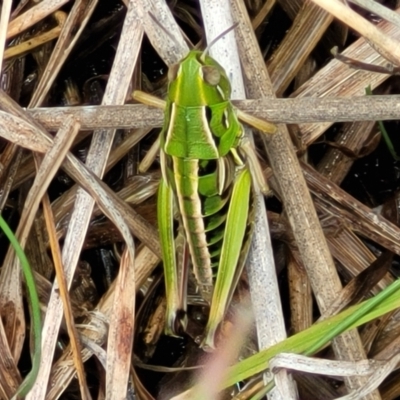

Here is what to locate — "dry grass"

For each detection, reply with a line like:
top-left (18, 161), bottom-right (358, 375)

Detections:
top-left (1, 0), bottom-right (400, 399)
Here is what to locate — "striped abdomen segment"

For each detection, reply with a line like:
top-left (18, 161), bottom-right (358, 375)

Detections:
top-left (172, 156), bottom-right (231, 302)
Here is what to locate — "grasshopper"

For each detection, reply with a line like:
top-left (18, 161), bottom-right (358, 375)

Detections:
top-left (155, 39), bottom-right (276, 350)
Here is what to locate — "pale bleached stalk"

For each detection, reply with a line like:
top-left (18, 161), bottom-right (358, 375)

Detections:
top-left (26, 3), bottom-right (142, 398)
top-left (230, 0), bottom-right (380, 398)
top-left (269, 351), bottom-right (400, 398)
top-left (0, 0), bottom-right (12, 72)
top-left (271, 353), bottom-right (378, 377)
top-left (349, 0), bottom-right (400, 28)
top-left (27, 94), bottom-right (400, 130)
top-left (199, 1), bottom-right (294, 399)
top-left (311, 0), bottom-right (400, 66)
top-left (133, 0), bottom-right (187, 64)
top-left (336, 355), bottom-right (400, 400)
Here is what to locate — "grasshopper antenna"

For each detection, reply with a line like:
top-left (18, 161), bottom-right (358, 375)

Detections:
top-left (148, 12), bottom-right (194, 50)
top-left (200, 23), bottom-right (239, 62)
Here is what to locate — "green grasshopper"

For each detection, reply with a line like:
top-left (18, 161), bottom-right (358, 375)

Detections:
top-left (156, 40), bottom-right (276, 350)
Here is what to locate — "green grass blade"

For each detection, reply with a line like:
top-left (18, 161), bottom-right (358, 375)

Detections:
top-left (0, 215), bottom-right (41, 398)
top-left (222, 278), bottom-right (400, 389)
top-left (304, 277), bottom-right (400, 356)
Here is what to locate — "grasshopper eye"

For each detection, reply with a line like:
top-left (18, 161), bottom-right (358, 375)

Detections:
top-left (201, 66), bottom-right (221, 86)
top-left (168, 63), bottom-right (180, 81)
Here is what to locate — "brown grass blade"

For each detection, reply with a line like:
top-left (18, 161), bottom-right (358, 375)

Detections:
top-left (326, 228), bottom-right (393, 292)
top-left (6, 0), bottom-right (69, 39)
top-left (0, 115), bottom-right (79, 374)
top-left (303, 163), bottom-right (400, 255)
top-left (0, 317), bottom-right (20, 397)
top-left (4, 11), bottom-right (65, 60)
top-left (268, 1), bottom-right (333, 95)
top-left (42, 193), bottom-right (91, 400)
top-left (312, 0), bottom-right (400, 66)
top-left (292, 6), bottom-right (400, 146)
top-left (106, 248), bottom-right (136, 400)
top-left (29, 0), bottom-right (98, 106)
top-left (287, 252), bottom-right (313, 333)
top-left (322, 251), bottom-right (393, 319)
top-left (0, 144), bottom-right (23, 213)
top-left (26, 4), bottom-right (143, 397)
top-left (45, 246), bottom-right (158, 399)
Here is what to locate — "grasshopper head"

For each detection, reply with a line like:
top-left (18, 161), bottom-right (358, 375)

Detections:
top-left (167, 51), bottom-right (231, 107)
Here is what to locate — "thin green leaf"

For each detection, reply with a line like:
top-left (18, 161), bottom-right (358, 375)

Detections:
top-left (222, 279), bottom-right (400, 389)
top-left (0, 215), bottom-right (41, 398)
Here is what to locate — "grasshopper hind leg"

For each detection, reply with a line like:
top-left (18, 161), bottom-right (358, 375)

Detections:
top-left (201, 167), bottom-right (252, 350)
top-left (159, 179), bottom-right (189, 337)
